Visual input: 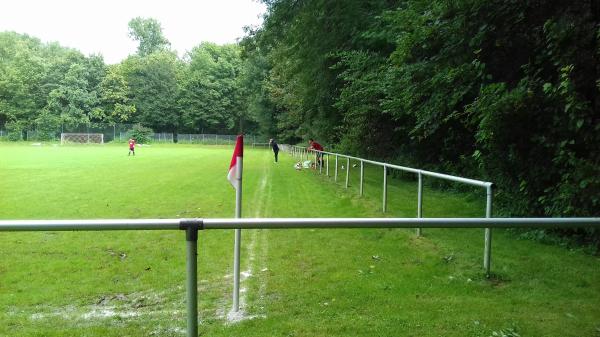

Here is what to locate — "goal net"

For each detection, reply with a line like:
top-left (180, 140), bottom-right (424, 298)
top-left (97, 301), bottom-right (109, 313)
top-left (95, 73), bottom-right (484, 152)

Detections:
top-left (60, 133), bottom-right (104, 144)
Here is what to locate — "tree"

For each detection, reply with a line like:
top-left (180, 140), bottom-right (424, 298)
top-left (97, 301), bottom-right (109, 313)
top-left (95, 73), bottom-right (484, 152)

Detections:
top-left (179, 43), bottom-right (248, 133)
top-left (121, 51), bottom-right (181, 132)
top-left (128, 17), bottom-right (171, 57)
top-left (44, 62), bottom-right (100, 126)
top-left (97, 65), bottom-right (136, 123)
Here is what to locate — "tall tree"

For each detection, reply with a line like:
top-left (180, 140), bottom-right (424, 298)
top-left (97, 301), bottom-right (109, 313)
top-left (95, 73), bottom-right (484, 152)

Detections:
top-left (121, 51), bottom-right (181, 132)
top-left (128, 17), bottom-right (171, 57)
top-left (97, 65), bottom-right (136, 123)
top-left (179, 43), bottom-right (248, 133)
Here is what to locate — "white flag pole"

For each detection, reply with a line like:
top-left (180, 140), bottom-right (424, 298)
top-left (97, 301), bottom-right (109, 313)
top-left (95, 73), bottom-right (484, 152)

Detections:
top-left (232, 154), bottom-right (242, 312)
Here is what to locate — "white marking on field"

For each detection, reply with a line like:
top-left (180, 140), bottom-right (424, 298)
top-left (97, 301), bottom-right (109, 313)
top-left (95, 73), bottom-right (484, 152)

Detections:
top-left (25, 288), bottom-right (192, 333)
top-left (241, 270), bottom-right (253, 279)
top-left (81, 308), bottom-right (139, 319)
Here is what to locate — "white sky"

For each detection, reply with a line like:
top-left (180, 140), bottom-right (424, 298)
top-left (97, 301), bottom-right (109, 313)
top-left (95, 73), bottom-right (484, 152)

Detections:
top-left (0, 0), bottom-right (266, 64)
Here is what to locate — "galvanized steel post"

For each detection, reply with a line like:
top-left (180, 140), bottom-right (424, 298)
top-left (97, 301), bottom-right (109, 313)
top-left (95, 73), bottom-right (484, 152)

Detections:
top-left (345, 158), bottom-right (350, 188)
top-left (181, 220), bottom-right (201, 337)
top-left (417, 172), bottom-right (423, 236)
top-left (335, 155), bottom-right (338, 182)
top-left (383, 166), bottom-right (388, 213)
top-left (186, 236), bottom-right (198, 337)
top-left (319, 152), bottom-right (323, 174)
top-left (484, 184), bottom-right (494, 276)
top-left (359, 161), bottom-right (364, 196)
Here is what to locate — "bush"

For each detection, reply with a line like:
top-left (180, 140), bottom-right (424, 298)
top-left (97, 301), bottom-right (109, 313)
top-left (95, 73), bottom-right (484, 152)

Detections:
top-left (128, 124), bottom-right (153, 144)
top-left (34, 111), bottom-right (61, 141)
top-left (5, 121), bottom-right (24, 141)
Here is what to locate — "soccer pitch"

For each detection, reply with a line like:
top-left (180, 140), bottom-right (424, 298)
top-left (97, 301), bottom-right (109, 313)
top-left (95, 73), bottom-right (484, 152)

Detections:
top-left (1, 143), bottom-right (599, 337)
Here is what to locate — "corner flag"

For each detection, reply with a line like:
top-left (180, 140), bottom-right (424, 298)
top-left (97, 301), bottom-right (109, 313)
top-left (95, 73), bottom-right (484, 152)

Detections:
top-left (227, 135), bottom-right (244, 313)
top-left (227, 135), bottom-right (244, 189)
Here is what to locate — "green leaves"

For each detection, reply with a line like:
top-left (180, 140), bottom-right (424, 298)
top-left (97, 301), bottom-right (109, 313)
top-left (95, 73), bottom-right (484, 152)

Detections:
top-left (127, 17), bottom-right (171, 57)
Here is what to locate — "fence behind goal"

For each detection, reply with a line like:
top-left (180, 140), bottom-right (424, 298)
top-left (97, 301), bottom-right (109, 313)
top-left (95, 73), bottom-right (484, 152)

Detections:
top-left (60, 133), bottom-right (104, 144)
top-left (0, 123), bottom-right (266, 145)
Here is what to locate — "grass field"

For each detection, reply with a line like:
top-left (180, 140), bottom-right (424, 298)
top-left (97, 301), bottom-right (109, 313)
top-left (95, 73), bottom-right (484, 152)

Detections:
top-left (0, 142), bottom-right (599, 337)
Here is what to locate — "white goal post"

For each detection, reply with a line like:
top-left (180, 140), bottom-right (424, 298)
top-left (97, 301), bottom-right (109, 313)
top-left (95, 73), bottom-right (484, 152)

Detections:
top-left (60, 133), bottom-right (104, 144)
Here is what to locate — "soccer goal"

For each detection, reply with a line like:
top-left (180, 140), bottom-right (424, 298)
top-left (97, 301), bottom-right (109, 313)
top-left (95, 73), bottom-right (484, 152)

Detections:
top-left (60, 133), bottom-right (104, 144)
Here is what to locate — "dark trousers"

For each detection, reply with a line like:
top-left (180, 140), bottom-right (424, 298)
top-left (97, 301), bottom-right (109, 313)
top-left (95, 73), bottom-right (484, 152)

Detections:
top-left (274, 150), bottom-right (279, 162)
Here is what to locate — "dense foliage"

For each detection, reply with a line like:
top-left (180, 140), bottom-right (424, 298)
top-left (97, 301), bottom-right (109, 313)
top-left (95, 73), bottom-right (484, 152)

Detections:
top-left (0, 18), bottom-right (253, 135)
top-left (0, 4), bottom-right (598, 244)
top-left (241, 0), bottom-right (599, 244)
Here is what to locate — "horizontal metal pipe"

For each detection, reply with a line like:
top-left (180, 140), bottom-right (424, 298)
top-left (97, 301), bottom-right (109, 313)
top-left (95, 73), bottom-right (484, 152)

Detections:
top-left (298, 147), bottom-right (492, 188)
top-left (0, 219), bottom-right (181, 231)
top-left (1, 218), bottom-right (599, 232)
top-left (202, 217), bottom-right (600, 229)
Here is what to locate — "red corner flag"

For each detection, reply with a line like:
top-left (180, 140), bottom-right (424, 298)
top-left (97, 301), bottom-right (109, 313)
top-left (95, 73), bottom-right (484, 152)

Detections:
top-left (227, 135), bottom-right (244, 189)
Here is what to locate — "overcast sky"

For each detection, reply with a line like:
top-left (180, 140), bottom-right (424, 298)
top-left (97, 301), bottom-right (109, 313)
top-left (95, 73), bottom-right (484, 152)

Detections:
top-left (0, 0), bottom-right (266, 64)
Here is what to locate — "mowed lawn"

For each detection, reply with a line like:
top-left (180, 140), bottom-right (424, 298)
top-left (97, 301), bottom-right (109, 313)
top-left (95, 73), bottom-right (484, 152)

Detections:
top-left (0, 143), bottom-right (599, 337)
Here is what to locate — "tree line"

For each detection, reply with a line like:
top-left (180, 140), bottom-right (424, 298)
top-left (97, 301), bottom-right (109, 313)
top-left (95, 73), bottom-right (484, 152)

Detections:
top-left (0, 17), bottom-right (252, 139)
top-left (240, 0), bottom-right (599, 244)
top-left (0, 2), bottom-right (598, 243)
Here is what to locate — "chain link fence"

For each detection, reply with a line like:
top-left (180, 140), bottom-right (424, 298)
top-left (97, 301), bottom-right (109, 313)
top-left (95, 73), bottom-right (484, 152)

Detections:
top-left (0, 123), bottom-right (267, 145)
top-left (0, 123), bottom-right (134, 142)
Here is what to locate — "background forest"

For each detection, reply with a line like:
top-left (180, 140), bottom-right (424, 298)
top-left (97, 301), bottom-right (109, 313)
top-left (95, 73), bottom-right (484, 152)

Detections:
top-left (1, 1), bottom-right (598, 242)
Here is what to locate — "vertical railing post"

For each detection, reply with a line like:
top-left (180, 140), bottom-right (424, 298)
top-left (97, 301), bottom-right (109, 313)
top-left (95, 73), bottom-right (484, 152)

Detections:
top-left (383, 165), bottom-right (387, 213)
top-left (185, 224), bottom-right (199, 337)
top-left (326, 154), bottom-right (330, 176)
top-left (334, 155), bottom-right (338, 182)
top-left (359, 160), bottom-right (364, 196)
top-left (484, 184), bottom-right (494, 277)
top-left (345, 158), bottom-right (350, 188)
top-left (417, 172), bottom-right (423, 236)
top-left (319, 152), bottom-right (323, 174)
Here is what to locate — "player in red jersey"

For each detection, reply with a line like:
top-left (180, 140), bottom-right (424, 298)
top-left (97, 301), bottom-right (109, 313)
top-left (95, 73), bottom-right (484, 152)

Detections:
top-left (128, 138), bottom-right (136, 156)
top-left (308, 138), bottom-right (324, 168)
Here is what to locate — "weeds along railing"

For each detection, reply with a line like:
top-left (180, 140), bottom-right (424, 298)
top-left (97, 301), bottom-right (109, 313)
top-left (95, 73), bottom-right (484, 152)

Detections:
top-left (1, 217), bottom-right (599, 337)
top-left (283, 144), bottom-right (496, 274)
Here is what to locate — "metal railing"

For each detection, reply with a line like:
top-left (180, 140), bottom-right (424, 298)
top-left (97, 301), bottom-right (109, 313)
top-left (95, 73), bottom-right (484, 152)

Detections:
top-left (284, 145), bottom-right (496, 274)
top-left (1, 217), bottom-right (599, 337)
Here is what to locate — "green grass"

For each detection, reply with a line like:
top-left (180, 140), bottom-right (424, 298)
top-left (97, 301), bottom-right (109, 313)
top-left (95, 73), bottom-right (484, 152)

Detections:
top-left (0, 142), bottom-right (599, 337)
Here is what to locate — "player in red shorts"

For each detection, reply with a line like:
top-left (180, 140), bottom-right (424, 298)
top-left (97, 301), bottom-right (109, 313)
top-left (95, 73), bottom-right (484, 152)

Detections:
top-left (128, 138), bottom-right (136, 156)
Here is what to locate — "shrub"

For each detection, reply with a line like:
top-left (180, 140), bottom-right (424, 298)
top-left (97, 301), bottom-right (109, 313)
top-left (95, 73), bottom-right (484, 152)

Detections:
top-left (128, 124), bottom-right (153, 144)
top-left (35, 111), bottom-right (61, 141)
top-left (5, 121), bottom-right (24, 141)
